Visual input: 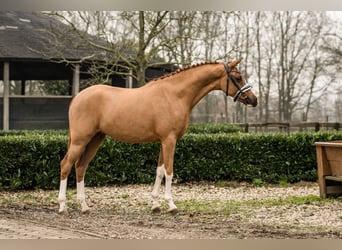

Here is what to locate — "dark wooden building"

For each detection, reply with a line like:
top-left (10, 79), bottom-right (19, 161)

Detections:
top-left (0, 11), bottom-right (174, 130)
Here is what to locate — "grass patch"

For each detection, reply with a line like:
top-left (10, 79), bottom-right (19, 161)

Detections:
top-left (176, 195), bottom-right (332, 217)
top-left (120, 193), bottom-right (130, 199)
top-left (0, 190), bottom-right (59, 207)
top-left (244, 194), bottom-right (328, 208)
top-left (176, 199), bottom-right (240, 216)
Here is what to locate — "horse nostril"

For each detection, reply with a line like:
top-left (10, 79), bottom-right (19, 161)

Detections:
top-left (247, 97), bottom-right (258, 107)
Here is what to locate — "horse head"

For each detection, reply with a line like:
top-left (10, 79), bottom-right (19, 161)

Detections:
top-left (224, 58), bottom-right (258, 107)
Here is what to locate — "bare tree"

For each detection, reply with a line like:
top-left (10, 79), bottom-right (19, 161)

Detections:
top-left (121, 11), bottom-right (170, 86)
top-left (254, 12), bottom-right (275, 122)
top-left (274, 12), bottom-right (331, 121)
top-left (39, 11), bottom-right (171, 87)
top-left (34, 11), bottom-right (341, 123)
top-left (161, 11), bottom-right (202, 66)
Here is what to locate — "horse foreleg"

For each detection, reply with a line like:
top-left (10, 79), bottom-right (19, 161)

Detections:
top-left (76, 179), bottom-right (89, 214)
top-left (58, 177), bottom-right (68, 215)
top-left (151, 148), bottom-right (165, 212)
top-left (161, 137), bottom-right (178, 214)
top-left (151, 164), bottom-right (166, 212)
top-left (165, 173), bottom-right (177, 213)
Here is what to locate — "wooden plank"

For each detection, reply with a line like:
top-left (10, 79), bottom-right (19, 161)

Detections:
top-left (325, 176), bottom-right (342, 182)
top-left (326, 185), bottom-right (342, 195)
top-left (314, 141), bottom-right (342, 147)
top-left (316, 146), bottom-right (332, 177)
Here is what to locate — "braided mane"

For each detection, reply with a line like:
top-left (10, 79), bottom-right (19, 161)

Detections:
top-left (153, 61), bottom-right (220, 82)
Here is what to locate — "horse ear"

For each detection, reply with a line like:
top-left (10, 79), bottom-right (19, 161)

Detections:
top-left (228, 58), bottom-right (242, 68)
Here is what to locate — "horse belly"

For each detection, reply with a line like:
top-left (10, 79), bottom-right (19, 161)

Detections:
top-left (99, 103), bottom-right (160, 144)
top-left (101, 120), bottom-right (159, 143)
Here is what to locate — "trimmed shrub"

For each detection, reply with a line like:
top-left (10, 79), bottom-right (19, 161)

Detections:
top-left (0, 129), bottom-right (342, 190)
top-left (0, 133), bottom-right (67, 190)
top-left (186, 124), bottom-right (243, 134)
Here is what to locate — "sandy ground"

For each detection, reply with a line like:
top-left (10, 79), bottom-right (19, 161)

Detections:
top-left (0, 183), bottom-right (342, 239)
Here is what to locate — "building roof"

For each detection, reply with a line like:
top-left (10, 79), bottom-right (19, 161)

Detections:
top-left (0, 11), bottom-right (176, 82)
top-left (0, 11), bottom-right (102, 61)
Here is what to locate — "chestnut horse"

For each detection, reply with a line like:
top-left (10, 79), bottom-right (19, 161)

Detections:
top-left (58, 59), bottom-right (257, 215)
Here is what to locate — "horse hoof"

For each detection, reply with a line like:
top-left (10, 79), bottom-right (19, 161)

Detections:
top-left (168, 208), bottom-right (179, 215)
top-left (82, 209), bottom-right (90, 215)
top-left (151, 206), bottom-right (162, 214)
top-left (58, 210), bottom-right (69, 216)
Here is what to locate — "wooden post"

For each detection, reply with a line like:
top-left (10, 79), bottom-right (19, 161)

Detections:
top-left (244, 123), bottom-right (249, 133)
top-left (334, 122), bottom-right (340, 131)
top-left (224, 96), bottom-right (228, 123)
top-left (126, 68), bottom-right (133, 89)
top-left (21, 79), bottom-right (25, 95)
top-left (72, 64), bottom-right (80, 96)
top-left (315, 145), bottom-right (328, 198)
top-left (3, 62), bottom-right (10, 131)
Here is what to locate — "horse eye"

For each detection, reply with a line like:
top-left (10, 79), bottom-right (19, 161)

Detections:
top-left (236, 77), bottom-right (242, 82)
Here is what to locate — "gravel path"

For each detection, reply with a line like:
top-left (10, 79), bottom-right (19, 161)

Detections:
top-left (0, 183), bottom-right (341, 239)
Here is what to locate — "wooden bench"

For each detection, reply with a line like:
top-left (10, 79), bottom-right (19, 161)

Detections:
top-left (315, 141), bottom-right (342, 198)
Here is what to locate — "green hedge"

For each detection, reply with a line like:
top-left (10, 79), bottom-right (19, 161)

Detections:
top-left (186, 124), bottom-right (243, 134)
top-left (1, 129), bottom-right (342, 190)
top-left (0, 124), bottom-right (242, 137)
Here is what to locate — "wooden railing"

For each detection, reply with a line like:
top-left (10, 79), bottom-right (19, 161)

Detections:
top-left (235, 122), bottom-right (342, 133)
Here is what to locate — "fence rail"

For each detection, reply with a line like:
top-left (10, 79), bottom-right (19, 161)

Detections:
top-left (235, 122), bottom-right (342, 133)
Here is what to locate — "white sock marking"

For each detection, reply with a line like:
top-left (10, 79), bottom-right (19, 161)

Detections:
top-left (77, 180), bottom-right (89, 213)
top-left (151, 165), bottom-right (165, 210)
top-left (77, 180), bottom-right (86, 201)
top-left (58, 179), bottom-right (67, 213)
top-left (165, 173), bottom-right (177, 211)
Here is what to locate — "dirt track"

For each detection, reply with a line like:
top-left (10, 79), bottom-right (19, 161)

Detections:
top-left (0, 218), bottom-right (102, 239)
top-left (1, 183), bottom-right (342, 239)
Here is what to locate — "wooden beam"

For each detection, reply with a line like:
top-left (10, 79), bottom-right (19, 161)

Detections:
top-left (3, 62), bottom-right (10, 130)
top-left (325, 176), bottom-right (342, 182)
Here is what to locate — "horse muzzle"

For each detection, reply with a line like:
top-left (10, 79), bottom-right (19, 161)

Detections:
top-left (246, 96), bottom-right (258, 107)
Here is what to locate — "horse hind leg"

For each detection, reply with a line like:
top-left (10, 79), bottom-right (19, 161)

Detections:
top-left (75, 132), bottom-right (105, 214)
top-left (58, 143), bottom-right (85, 215)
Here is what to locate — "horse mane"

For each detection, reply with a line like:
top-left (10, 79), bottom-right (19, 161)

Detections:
top-left (152, 61), bottom-right (220, 82)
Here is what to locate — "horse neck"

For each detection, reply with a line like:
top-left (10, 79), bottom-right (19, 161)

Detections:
top-left (174, 64), bottom-right (224, 109)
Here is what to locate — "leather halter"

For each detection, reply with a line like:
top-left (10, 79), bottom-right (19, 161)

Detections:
top-left (223, 62), bottom-right (252, 102)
